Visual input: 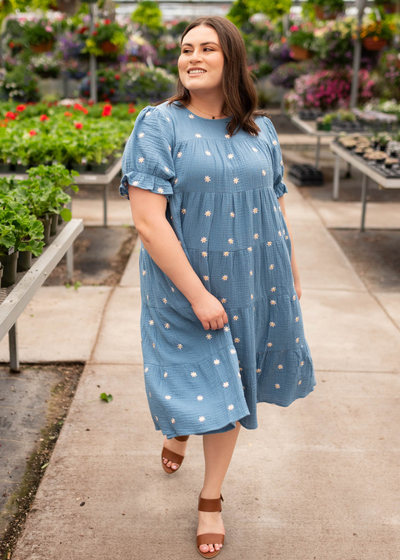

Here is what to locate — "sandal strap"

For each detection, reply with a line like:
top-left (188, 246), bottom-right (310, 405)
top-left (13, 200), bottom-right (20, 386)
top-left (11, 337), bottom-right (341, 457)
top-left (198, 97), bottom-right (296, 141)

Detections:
top-left (174, 435), bottom-right (190, 442)
top-left (161, 446), bottom-right (184, 465)
top-left (197, 533), bottom-right (225, 547)
top-left (198, 493), bottom-right (224, 512)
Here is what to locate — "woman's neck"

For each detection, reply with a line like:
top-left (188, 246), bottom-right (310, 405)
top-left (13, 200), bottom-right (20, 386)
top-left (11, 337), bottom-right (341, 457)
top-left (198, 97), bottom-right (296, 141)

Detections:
top-left (187, 94), bottom-right (227, 120)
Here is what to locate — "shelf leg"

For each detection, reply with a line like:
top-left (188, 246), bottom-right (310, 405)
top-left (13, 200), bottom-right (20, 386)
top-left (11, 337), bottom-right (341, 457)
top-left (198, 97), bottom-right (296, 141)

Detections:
top-left (103, 183), bottom-right (108, 227)
top-left (315, 136), bottom-right (321, 169)
top-left (345, 162), bottom-right (352, 179)
top-left (9, 323), bottom-right (20, 373)
top-left (333, 154), bottom-right (340, 200)
top-left (360, 174), bottom-right (368, 232)
top-left (66, 244), bottom-right (74, 282)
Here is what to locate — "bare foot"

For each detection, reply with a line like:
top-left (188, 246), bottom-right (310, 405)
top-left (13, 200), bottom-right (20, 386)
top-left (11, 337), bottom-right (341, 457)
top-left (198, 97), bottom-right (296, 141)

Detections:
top-left (162, 436), bottom-right (188, 470)
top-left (197, 501), bottom-right (225, 554)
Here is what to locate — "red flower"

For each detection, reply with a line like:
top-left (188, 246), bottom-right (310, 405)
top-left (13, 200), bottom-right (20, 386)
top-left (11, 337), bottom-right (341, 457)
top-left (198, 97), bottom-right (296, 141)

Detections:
top-left (92, 31), bottom-right (98, 36)
top-left (128, 108), bottom-right (136, 114)
top-left (110, 88), bottom-right (115, 94)
top-left (78, 26), bottom-right (88, 34)
top-left (0, 121), bottom-right (8, 128)
top-left (88, 100), bottom-right (95, 106)
top-left (74, 122), bottom-right (83, 129)
top-left (64, 111), bottom-right (73, 117)
top-left (29, 130), bottom-right (37, 136)
top-left (73, 103), bottom-right (84, 111)
top-left (104, 19), bottom-right (111, 24)
top-left (114, 74), bottom-right (120, 80)
top-left (5, 111), bottom-right (16, 119)
top-left (95, 23), bottom-right (99, 28)
top-left (82, 107), bottom-right (89, 115)
top-left (9, 41), bottom-right (15, 48)
top-left (102, 104), bottom-right (112, 117)
top-left (100, 77), bottom-right (106, 82)
top-left (39, 114), bottom-right (49, 121)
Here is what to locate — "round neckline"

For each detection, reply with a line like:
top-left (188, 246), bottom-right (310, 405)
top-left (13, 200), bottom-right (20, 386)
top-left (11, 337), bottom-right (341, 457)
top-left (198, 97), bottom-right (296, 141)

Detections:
top-left (176, 101), bottom-right (232, 122)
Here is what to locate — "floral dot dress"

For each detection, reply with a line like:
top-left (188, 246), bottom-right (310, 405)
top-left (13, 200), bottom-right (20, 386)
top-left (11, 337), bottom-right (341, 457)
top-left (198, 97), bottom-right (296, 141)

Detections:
top-left (119, 101), bottom-right (316, 440)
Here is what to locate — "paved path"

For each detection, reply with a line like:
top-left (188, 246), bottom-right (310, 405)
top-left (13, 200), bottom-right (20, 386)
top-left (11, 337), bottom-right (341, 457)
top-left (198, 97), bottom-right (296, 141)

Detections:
top-left (10, 180), bottom-right (400, 560)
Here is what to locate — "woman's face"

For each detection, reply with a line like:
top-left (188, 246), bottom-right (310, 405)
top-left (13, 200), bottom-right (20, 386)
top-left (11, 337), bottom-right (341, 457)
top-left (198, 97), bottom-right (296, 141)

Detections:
top-left (178, 25), bottom-right (224, 94)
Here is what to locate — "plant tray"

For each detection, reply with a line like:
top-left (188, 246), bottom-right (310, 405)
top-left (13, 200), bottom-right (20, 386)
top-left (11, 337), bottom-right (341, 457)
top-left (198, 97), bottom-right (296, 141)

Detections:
top-left (288, 164), bottom-right (324, 186)
top-left (333, 140), bottom-right (400, 179)
top-left (297, 109), bottom-right (323, 121)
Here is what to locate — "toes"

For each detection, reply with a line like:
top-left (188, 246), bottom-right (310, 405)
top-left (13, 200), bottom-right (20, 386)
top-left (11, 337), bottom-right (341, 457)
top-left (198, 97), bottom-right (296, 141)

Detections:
top-left (162, 457), bottom-right (168, 464)
top-left (208, 544), bottom-right (215, 552)
top-left (199, 545), bottom-right (210, 553)
top-left (171, 463), bottom-right (178, 470)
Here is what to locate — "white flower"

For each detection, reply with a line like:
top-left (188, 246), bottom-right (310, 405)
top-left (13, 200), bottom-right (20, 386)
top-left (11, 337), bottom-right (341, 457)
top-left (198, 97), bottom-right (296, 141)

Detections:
top-left (205, 150), bottom-right (211, 156)
top-left (157, 188), bottom-right (164, 193)
top-left (191, 371), bottom-right (197, 377)
top-left (195, 133), bottom-right (202, 138)
top-left (293, 295), bottom-right (296, 300)
top-left (270, 300), bottom-right (276, 305)
top-left (269, 264), bottom-right (274, 270)
top-left (168, 145), bottom-right (171, 151)
top-left (233, 177), bottom-right (239, 184)
top-left (181, 208), bottom-right (186, 214)
top-left (142, 270), bottom-right (146, 276)
top-left (221, 298), bottom-right (226, 303)
top-left (165, 323), bottom-right (170, 329)
top-left (149, 319), bottom-right (154, 325)
top-left (300, 361), bottom-right (304, 366)
top-left (253, 208), bottom-right (258, 214)
top-left (197, 395), bottom-right (203, 401)
top-left (164, 372), bottom-right (168, 377)
top-left (269, 321), bottom-right (275, 327)
top-left (267, 342), bottom-right (273, 347)
top-left (230, 212), bottom-right (235, 217)
top-left (278, 365), bottom-right (283, 369)
top-left (201, 237), bottom-right (207, 243)
top-left (162, 298), bottom-right (167, 304)
top-left (225, 134), bottom-right (230, 138)
top-left (248, 247), bottom-right (252, 252)
top-left (256, 368), bottom-right (261, 373)
top-left (252, 147), bottom-right (258, 152)
top-left (174, 178), bottom-right (178, 184)
top-left (296, 337), bottom-right (300, 343)
top-left (275, 384), bottom-right (280, 389)
top-left (223, 325), bottom-right (230, 331)
top-left (228, 238), bottom-right (234, 244)
top-left (138, 157), bottom-right (145, 163)
top-left (177, 343), bottom-right (183, 349)
top-left (155, 416), bottom-right (158, 421)
top-left (262, 170), bottom-right (266, 176)
top-left (223, 382), bottom-right (229, 388)
top-left (206, 333), bottom-right (212, 339)
top-left (274, 206), bottom-right (277, 212)
top-left (171, 418), bottom-right (175, 423)
top-left (223, 251), bottom-right (229, 256)
top-left (271, 287), bottom-right (276, 292)
top-left (164, 166), bottom-right (169, 172)
top-left (298, 380), bottom-right (302, 385)
top-left (295, 316), bottom-right (299, 322)
top-left (267, 241), bottom-right (272, 246)
top-left (144, 367), bottom-right (148, 372)
top-left (177, 152), bottom-right (182, 158)
top-left (280, 160), bottom-right (283, 166)
top-left (234, 337), bottom-right (240, 343)
top-left (254, 233), bottom-right (259, 239)
top-left (233, 315), bottom-right (239, 321)
top-left (152, 342), bottom-right (155, 348)
top-left (273, 140), bottom-right (277, 146)
top-left (199, 416), bottom-right (205, 422)
top-left (228, 404), bottom-right (234, 411)
top-left (278, 231), bottom-right (282, 236)
top-left (189, 114), bottom-right (195, 119)
top-left (205, 176), bottom-right (211, 182)
top-left (203, 275), bottom-right (209, 281)
top-left (138, 132), bottom-right (145, 138)
top-left (214, 359), bottom-right (220, 365)
top-left (228, 153), bottom-right (234, 159)
top-left (202, 251), bottom-right (208, 257)
top-left (222, 275), bottom-right (228, 281)
top-left (230, 348), bottom-right (237, 353)
top-left (165, 395), bottom-right (171, 400)
top-left (205, 210), bottom-right (211, 216)
top-left (249, 270), bottom-right (253, 276)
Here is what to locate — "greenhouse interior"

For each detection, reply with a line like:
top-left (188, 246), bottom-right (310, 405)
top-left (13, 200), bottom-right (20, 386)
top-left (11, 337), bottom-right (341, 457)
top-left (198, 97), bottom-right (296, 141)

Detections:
top-left (0, 1), bottom-right (400, 559)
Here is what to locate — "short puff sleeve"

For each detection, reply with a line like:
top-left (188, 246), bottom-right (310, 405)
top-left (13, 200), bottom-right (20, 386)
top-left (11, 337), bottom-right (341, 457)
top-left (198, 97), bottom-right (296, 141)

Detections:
top-left (262, 116), bottom-right (288, 199)
top-left (119, 106), bottom-right (176, 201)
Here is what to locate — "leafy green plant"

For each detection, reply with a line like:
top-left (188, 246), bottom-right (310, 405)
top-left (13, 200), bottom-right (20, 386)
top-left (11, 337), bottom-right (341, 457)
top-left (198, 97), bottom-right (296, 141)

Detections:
top-left (23, 19), bottom-right (56, 47)
top-left (0, 65), bottom-right (40, 102)
top-left (131, 0), bottom-right (163, 30)
top-left (83, 20), bottom-right (128, 57)
top-left (288, 23), bottom-right (315, 50)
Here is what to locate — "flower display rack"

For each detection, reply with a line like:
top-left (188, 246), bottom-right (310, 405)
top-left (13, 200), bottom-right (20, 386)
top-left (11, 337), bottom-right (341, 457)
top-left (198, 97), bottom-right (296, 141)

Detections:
top-left (0, 218), bottom-right (84, 372)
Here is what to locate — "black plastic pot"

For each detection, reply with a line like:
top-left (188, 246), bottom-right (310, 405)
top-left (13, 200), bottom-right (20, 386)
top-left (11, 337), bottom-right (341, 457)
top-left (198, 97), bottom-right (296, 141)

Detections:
top-left (0, 251), bottom-right (19, 287)
top-left (0, 162), bottom-right (11, 172)
top-left (38, 213), bottom-right (51, 246)
top-left (70, 162), bottom-right (88, 173)
top-left (49, 213), bottom-right (59, 236)
top-left (89, 158), bottom-right (113, 174)
top-left (0, 265), bottom-right (3, 289)
top-left (17, 250), bottom-right (32, 271)
top-left (13, 162), bottom-right (29, 173)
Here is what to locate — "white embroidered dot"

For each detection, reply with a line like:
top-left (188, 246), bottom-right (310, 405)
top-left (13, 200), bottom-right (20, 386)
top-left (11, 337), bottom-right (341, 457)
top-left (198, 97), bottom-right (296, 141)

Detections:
top-left (174, 178), bottom-right (178, 184)
top-left (197, 395), bottom-right (203, 401)
top-left (223, 251), bottom-right (229, 256)
top-left (293, 295), bottom-right (296, 300)
top-left (222, 275), bottom-right (228, 281)
top-left (233, 177), bottom-right (239, 184)
top-left (262, 170), bottom-right (266, 176)
top-left (157, 188), bottom-right (164, 193)
top-left (273, 140), bottom-right (277, 146)
top-left (228, 153), bottom-right (234, 159)
top-left (165, 395), bottom-right (171, 400)
top-left (298, 380), bottom-right (302, 385)
top-left (278, 365), bottom-right (283, 369)
top-left (225, 134), bottom-right (230, 138)
top-left (145, 367), bottom-right (148, 372)
top-left (138, 157), bottom-right (145, 163)
top-left (177, 343), bottom-right (183, 349)
top-left (168, 145), bottom-right (171, 151)
top-left (251, 294), bottom-right (254, 299)
top-left (296, 337), bottom-right (300, 343)
top-left (228, 404), bottom-right (234, 411)
top-left (230, 212), bottom-right (235, 217)
top-left (165, 323), bottom-right (170, 329)
top-left (248, 247), bottom-right (252, 252)
top-left (214, 359), bottom-right (220, 365)
top-left (252, 147), bottom-right (258, 152)
top-left (230, 348), bottom-right (237, 353)
top-left (275, 384), bottom-right (280, 389)
top-left (268, 342), bottom-right (273, 347)
top-left (162, 298), bottom-right (167, 304)
top-left (195, 133), bottom-right (202, 138)
top-left (269, 321), bottom-right (275, 327)
top-left (189, 114), bottom-right (195, 119)
top-left (228, 238), bottom-right (234, 244)
top-left (269, 264), bottom-right (274, 270)
top-left (164, 166), bottom-right (169, 172)
top-left (249, 270), bottom-right (253, 276)
top-left (256, 368), bottom-right (261, 373)
top-left (149, 319), bottom-right (154, 325)
top-left (300, 361), bottom-right (304, 366)
top-left (171, 287), bottom-right (175, 292)
top-left (155, 416), bottom-right (158, 421)
top-left (199, 416), bottom-right (205, 422)
top-left (191, 371), bottom-right (197, 377)
top-left (171, 418), bottom-right (175, 423)
top-left (238, 372), bottom-right (241, 378)
top-left (142, 270), bottom-right (146, 276)
top-left (138, 132), bottom-right (145, 138)
top-left (223, 382), bottom-right (229, 388)
top-left (205, 150), bottom-right (211, 156)
top-left (205, 176), bottom-right (211, 182)
top-left (177, 152), bottom-right (182, 158)
top-left (206, 333), bottom-right (212, 339)
top-left (234, 337), bottom-right (240, 343)
top-left (221, 298), bottom-right (226, 303)
top-left (166, 117), bottom-right (170, 121)
top-left (201, 237), bottom-right (207, 243)
top-left (295, 316), bottom-right (299, 322)
top-left (280, 160), bottom-right (283, 166)
top-left (152, 342), bottom-right (155, 348)
top-left (205, 210), bottom-right (211, 216)
top-left (164, 372), bottom-right (168, 377)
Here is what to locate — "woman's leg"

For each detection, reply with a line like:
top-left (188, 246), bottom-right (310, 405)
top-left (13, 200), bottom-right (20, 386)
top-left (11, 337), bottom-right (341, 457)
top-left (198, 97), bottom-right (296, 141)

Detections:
top-left (197, 420), bottom-right (242, 554)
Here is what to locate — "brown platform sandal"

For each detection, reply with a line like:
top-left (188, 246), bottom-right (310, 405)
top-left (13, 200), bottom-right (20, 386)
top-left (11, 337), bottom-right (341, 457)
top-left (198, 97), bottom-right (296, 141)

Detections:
top-left (196, 492), bottom-right (225, 558)
top-left (161, 435), bottom-right (190, 474)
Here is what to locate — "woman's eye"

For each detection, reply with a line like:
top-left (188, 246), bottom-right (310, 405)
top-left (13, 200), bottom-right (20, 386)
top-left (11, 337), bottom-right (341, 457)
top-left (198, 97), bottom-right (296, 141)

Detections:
top-left (182, 47), bottom-right (213, 53)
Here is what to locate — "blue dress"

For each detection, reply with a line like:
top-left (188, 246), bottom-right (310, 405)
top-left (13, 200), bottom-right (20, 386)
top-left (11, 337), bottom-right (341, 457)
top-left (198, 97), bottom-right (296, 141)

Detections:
top-left (119, 100), bottom-right (316, 439)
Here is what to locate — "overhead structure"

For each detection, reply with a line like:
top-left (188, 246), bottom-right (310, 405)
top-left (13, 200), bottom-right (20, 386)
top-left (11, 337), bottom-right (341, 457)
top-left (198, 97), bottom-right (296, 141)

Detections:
top-left (350, 0), bottom-right (367, 109)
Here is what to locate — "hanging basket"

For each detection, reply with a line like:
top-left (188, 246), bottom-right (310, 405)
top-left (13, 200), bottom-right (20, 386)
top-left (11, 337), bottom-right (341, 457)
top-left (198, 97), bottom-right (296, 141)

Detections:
top-left (31, 41), bottom-right (54, 53)
top-left (100, 41), bottom-right (119, 54)
top-left (382, 2), bottom-right (396, 13)
top-left (362, 37), bottom-right (388, 51)
top-left (290, 45), bottom-right (313, 61)
top-left (314, 5), bottom-right (341, 20)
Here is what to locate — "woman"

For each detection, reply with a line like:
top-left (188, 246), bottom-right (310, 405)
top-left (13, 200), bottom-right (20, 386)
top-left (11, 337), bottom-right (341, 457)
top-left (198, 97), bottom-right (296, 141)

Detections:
top-left (119, 15), bottom-right (316, 558)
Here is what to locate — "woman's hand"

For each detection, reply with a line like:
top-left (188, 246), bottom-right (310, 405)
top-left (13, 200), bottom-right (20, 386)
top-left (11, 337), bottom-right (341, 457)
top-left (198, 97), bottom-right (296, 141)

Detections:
top-left (294, 281), bottom-right (302, 301)
top-left (191, 291), bottom-right (229, 330)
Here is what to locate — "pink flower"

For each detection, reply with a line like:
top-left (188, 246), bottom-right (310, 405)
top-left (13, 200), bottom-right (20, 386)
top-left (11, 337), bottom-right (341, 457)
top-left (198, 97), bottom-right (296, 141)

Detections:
top-left (290, 25), bottom-right (299, 32)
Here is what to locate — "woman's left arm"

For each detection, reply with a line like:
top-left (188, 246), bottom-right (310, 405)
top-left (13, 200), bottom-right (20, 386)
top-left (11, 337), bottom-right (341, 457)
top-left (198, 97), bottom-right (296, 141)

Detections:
top-left (277, 194), bottom-right (302, 301)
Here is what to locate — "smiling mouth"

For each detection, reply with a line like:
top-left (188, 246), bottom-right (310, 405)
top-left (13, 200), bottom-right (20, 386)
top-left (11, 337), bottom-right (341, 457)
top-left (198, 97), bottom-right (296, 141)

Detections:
top-left (188, 70), bottom-right (207, 75)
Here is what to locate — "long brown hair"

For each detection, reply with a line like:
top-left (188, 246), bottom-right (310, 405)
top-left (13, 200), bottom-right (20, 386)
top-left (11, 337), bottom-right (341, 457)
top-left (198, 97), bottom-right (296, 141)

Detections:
top-left (153, 16), bottom-right (268, 137)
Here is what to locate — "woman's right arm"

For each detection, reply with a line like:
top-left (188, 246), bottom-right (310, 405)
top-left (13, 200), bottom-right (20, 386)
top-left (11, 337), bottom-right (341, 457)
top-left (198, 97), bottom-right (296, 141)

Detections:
top-left (128, 184), bottom-right (228, 331)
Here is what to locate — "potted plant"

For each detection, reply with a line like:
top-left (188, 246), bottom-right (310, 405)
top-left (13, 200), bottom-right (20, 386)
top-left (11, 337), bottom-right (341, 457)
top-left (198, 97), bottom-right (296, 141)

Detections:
top-left (361, 14), bottom-right (396, 51)
top-left (321, 112), bottom-right (336, 131)
top-left (0, 222), bottom-right (18, 287)
top-left (83, 19), bottom-right (128, 57)
top-left (377, 132), bottom-right (391, 151)
top-left (23, 19), bottom-right (56, 53)
top-left (288, 23), bottom-right (315, 61)
top-left (310, 0), bottom-right (345, 20)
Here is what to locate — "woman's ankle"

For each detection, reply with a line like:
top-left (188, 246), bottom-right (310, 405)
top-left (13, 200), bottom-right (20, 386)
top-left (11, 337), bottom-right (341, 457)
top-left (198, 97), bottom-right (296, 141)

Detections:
top-left (200, 487), bottom-right (222, 499)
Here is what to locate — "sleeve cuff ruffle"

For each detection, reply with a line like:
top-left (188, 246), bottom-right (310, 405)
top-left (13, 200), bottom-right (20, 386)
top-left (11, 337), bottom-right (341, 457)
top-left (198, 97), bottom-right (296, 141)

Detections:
top-left (274, 180), bottom-right (288, 198)
top-left (119, 170), bottom-right (174, 200)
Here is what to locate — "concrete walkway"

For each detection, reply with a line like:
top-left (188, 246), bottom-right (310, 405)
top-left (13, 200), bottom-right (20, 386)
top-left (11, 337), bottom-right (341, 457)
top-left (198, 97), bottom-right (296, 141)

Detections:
top-left (10, 180), bottom-right (400, 560)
